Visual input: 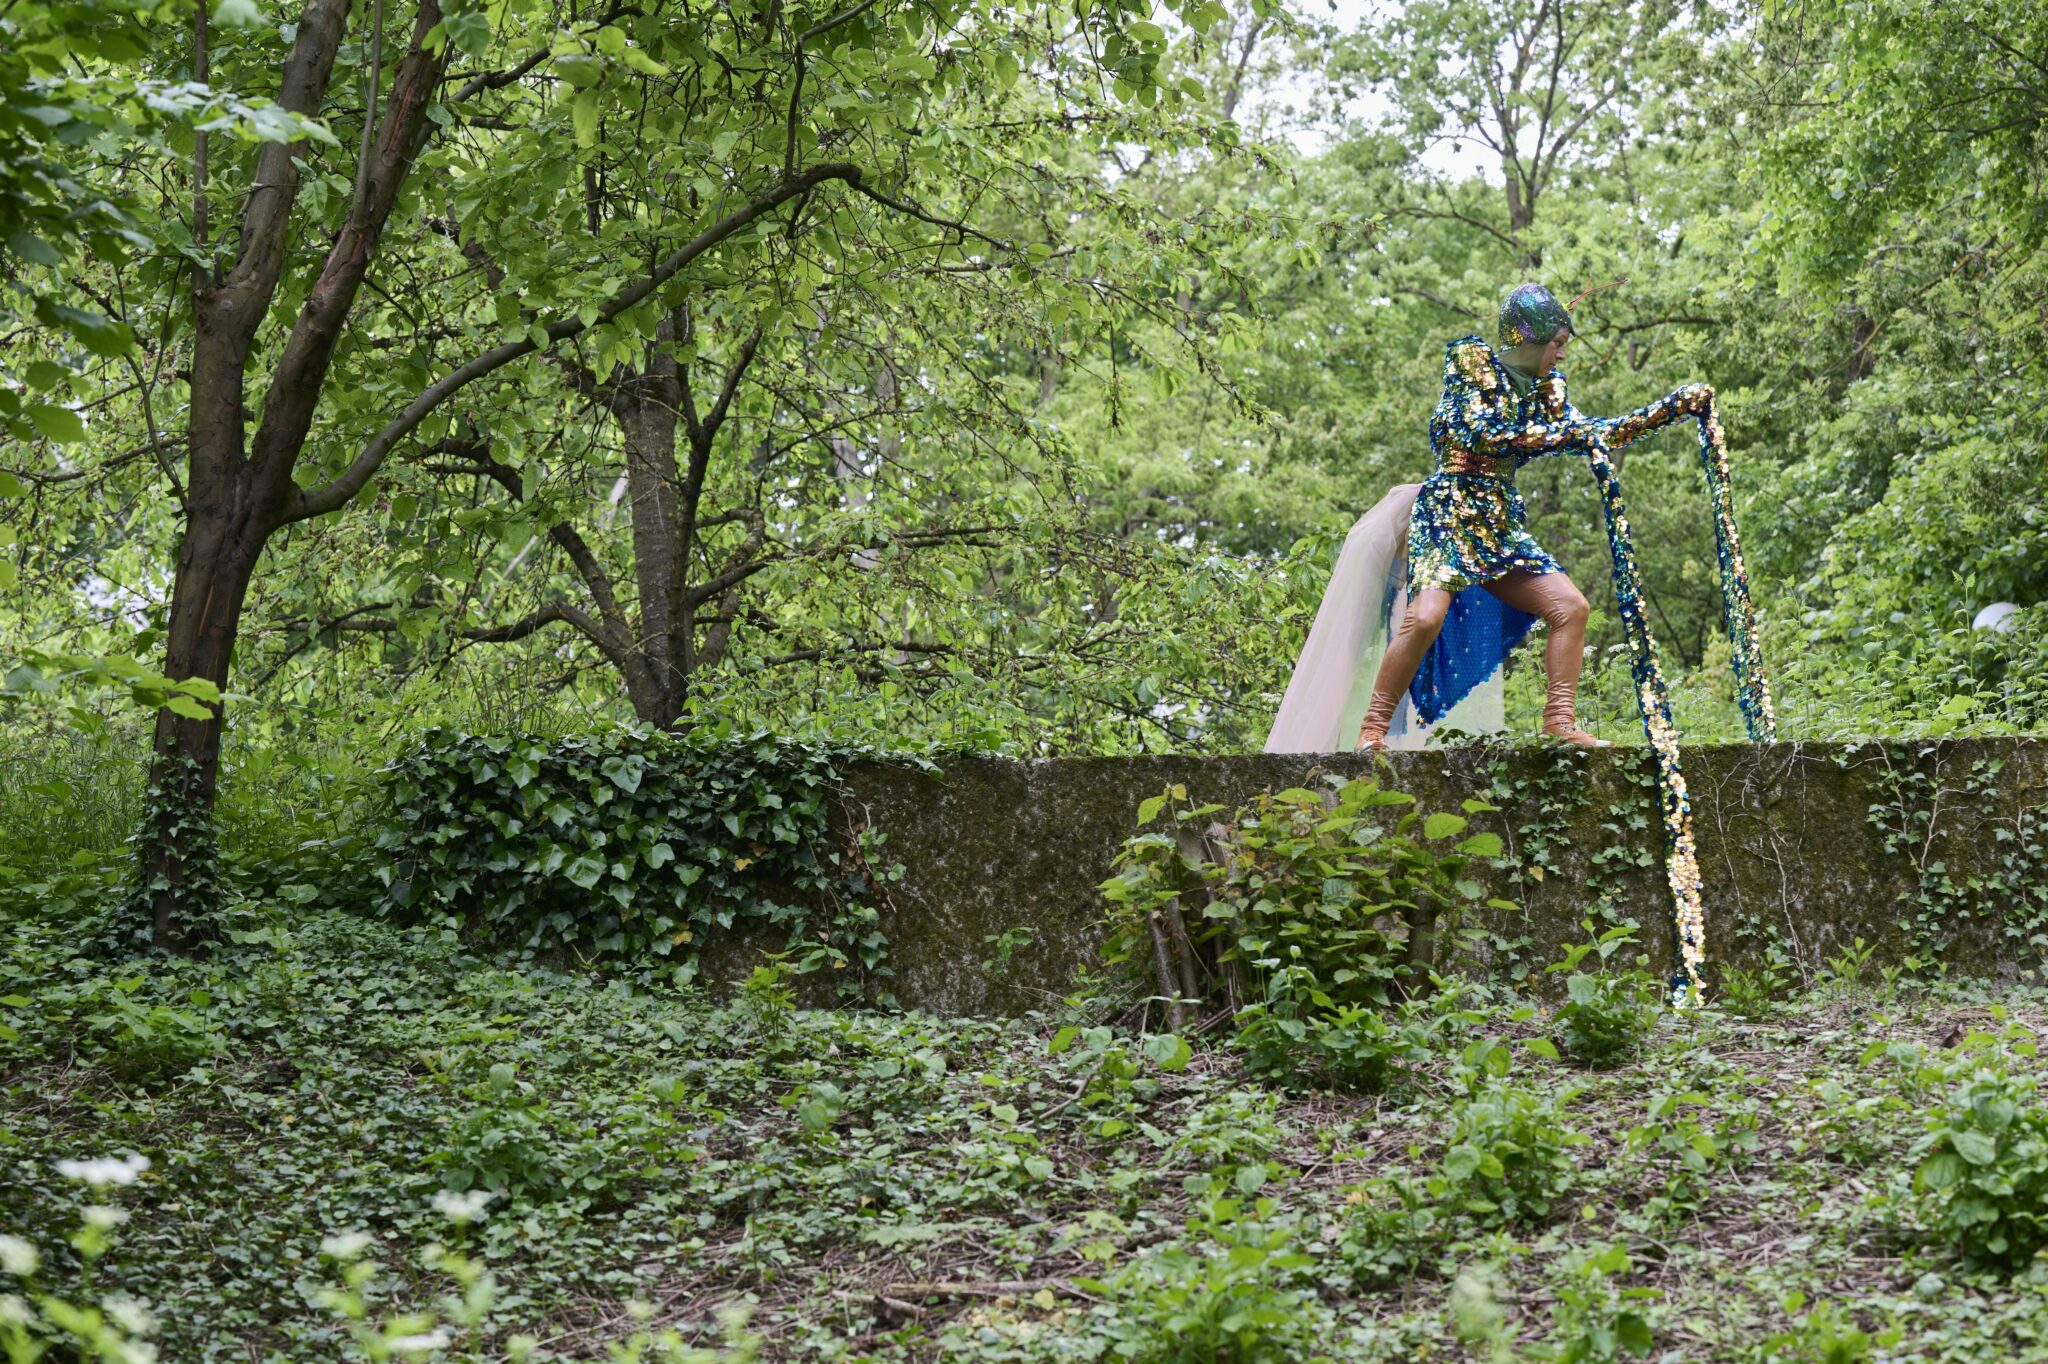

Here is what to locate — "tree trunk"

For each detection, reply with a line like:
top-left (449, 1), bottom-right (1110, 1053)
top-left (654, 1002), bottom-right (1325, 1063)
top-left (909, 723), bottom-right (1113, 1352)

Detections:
top-left (145, 484), bottom-right (264, 948)
top-left (137, 0), bottom-right (447, 944)
top-left (617, 345), bottom-right (684, 704)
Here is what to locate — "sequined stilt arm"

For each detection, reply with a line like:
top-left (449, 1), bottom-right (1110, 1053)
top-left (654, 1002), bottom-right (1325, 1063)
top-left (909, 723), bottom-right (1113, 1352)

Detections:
top-left (1584, 433), bottom-right (1710, 1007)
top-left (1594, 383), bottom-right (1777, 742)
top-left (1453, 382), bottom-right (1603, 461)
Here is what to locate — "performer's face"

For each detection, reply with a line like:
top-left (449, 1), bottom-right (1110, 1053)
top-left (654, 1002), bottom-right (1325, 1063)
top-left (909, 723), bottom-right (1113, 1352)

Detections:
top-left (1540, 328), bottom-right (1571, 371)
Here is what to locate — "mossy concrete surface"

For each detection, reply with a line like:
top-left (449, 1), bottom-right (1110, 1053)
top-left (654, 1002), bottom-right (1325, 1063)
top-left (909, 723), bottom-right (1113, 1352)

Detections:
top-left (788, 739), bottom-right (2048, 1016)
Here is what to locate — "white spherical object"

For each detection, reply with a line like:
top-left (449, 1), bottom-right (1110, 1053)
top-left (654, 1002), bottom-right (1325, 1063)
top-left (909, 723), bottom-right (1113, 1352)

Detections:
top-left (1973, 602), bottom-right (2022, 633)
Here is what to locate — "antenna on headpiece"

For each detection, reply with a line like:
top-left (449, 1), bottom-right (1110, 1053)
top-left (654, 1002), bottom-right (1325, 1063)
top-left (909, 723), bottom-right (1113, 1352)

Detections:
top-left (1566, 277), bottom-right (1628, 310)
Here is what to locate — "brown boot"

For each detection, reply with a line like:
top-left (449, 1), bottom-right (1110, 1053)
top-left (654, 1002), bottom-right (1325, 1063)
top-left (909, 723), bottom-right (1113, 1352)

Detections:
top-left (1542, 722), bottom-right (1612, 748)
top-left (1354, 691), bottom-right (1397, 752)
top-left (1484, 571), bottom-right (1611, 750)
top-left (1355, 589), bottom-right (1452, 752)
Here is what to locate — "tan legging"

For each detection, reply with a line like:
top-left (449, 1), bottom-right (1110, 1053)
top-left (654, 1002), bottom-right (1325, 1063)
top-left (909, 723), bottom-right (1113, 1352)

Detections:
top-left (1356, 569), bottom-right (1592, 743)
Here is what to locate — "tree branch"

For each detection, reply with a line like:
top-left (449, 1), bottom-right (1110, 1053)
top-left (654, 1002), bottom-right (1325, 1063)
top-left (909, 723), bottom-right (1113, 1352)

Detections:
top-left (287, 161), bottom-right (869, 523)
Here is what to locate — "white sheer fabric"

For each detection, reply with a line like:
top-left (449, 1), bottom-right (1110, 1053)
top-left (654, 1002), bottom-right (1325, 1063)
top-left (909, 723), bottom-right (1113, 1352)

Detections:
top-left (1263, 483), bottom-right (1505, 754)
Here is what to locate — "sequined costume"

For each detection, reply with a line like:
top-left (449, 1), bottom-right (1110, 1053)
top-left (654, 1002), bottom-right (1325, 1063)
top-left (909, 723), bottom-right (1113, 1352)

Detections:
top-left (1402, 344), bottom-right (1779, 1009)
top-left (1401, 334), bottom-right (1607, 721)
top-left (1334, 282), bottom-right (1776, 1009)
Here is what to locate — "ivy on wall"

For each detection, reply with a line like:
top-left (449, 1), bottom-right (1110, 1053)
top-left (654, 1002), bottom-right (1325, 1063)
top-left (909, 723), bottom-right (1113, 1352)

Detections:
top-left (1862, 747), bottom-right (2048, 969)
top-left (375, 727), bottom-right (905, 998)
top-left (1478, 746), bottom-right (1663, 982)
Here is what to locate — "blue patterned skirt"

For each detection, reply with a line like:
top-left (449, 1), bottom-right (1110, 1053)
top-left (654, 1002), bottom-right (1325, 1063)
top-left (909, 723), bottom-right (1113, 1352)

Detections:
top-left (1401, 472), bottom-right (1563, 724)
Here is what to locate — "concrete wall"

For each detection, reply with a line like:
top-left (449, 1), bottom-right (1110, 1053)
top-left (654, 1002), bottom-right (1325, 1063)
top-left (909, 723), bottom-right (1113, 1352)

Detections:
top-left (797, 739), bottom-right (2048, 1016)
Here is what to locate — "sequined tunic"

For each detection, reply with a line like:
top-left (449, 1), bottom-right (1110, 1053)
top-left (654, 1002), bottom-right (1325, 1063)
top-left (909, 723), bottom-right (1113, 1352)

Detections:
top-left (1397, 334), bottom-right (1606, 725)
top-left (1407, 334), bottom-right (1603, 593)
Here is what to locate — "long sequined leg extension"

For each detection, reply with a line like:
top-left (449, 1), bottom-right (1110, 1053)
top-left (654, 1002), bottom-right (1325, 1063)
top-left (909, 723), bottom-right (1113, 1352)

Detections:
top-left (1584, 434), bottom-right (1708, 1007)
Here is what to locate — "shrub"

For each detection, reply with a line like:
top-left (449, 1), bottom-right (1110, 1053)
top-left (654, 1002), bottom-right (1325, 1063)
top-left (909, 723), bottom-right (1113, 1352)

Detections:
top-left (1100, 776), bottom-right (1513, 1089)
top-left (1338, 1171), bottom-right (1445, 1287)
top-left (376, 727), bottom-right (899, 993)
top-left (1623, 1087), bottom-right (1759, 1224)
top-left (1537, 1242), bottom-right (1659, 1363)
top-left (1073, 1198), bottom-right (1328, 1364)
top-left (1548, 922), bottom-right (1660, 1069)
top-left (1433, 1083), bottom-right (1585, 1226)
top-left (1913, 1069), bottom-right (2048, 1272)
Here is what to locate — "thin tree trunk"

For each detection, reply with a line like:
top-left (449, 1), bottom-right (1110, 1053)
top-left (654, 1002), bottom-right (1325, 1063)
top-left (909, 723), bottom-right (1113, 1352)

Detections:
top-left (617, 341), bottom-right (684, 702)
top-left (146, 502), bottom-right (263, 947)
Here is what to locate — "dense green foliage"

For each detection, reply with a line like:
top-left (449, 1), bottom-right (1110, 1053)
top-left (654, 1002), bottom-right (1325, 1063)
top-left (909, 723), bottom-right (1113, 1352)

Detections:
top-left (7, 0), bottom-right (2048, 1355)
top-left (378, 727), bottom-right (900, 989)
top-left (7, 892), bottom-right (2048, 1358)
top-left (4, 0), bottom-right (2046, 838)
top-left (1099, 773), bottom-right (1511, 1086)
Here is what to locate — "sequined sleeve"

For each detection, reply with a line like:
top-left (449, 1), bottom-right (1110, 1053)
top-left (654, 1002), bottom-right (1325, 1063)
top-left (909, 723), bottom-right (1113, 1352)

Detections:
top-left (1444, 342), bottom-right (1600, 462)
top-left (1604, 383), bottom-right (1717, 450)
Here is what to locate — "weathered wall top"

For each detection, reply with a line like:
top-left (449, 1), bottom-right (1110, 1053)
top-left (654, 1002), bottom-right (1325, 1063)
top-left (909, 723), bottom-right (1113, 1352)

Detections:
top-left (712, 740), bottom-right (2048, 1016)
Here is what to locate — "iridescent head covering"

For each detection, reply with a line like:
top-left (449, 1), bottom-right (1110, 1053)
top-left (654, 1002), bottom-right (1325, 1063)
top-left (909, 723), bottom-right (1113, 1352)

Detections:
top-left (1497, 282), bottom-right (1574, 349)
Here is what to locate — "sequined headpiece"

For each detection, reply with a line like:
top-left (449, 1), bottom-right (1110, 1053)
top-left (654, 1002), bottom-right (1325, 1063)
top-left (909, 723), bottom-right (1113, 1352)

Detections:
top-left (1497, 282), bottom-right (1574, 349)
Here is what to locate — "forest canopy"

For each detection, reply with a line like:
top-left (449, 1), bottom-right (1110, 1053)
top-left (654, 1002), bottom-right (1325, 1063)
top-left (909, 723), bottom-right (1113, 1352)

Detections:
top-left (3, 0), bottom-right (2046, 937)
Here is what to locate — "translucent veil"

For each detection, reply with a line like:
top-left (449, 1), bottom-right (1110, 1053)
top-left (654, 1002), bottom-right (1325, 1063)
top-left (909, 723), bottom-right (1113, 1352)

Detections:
top-left (1263, 484), bottom-right (1503, 754)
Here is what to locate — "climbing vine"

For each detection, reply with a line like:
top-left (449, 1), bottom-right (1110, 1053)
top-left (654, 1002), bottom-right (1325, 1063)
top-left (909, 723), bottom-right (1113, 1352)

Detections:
top-left (1479, 746), bottom-right (1663, 982)
top-left (375, 727), bottom-right (906, 1000)
top-left (1861, 747), bottom-right (2048, 970)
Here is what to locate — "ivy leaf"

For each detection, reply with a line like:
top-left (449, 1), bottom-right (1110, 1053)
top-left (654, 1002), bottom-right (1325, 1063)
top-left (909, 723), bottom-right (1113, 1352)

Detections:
top-left (564, 856), bottom-right (605, 889)
top-left (600, 754), bottom-right (643, 793)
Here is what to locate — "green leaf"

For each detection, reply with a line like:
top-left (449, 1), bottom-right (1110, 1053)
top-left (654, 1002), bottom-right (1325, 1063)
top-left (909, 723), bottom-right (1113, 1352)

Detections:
top-left (1524, 1037), bottom-right (1559, 1060)
top-left (1918, 1151), bottom-right (1965, 1189)
top-left (621, 47), bottom-right (669, 77)
top-left (163, 694), bottom-right (214, 720)
top-left (564, 856), bottom-right (605, 889)
top-left (1423, 812), bottom-right (1468, 840)
top-left (600, 754), bottom-right (643, 793)
top-left (571, 89), bottom-right (600, 148)
top-left (1142, 1033), bottom-right (1192, 1072)
top-left (555, 54), bottom-right (603, 88)
top-left (1950, 1129), bottom-right (1998, 1166)
top-left (443, 8), bottom-right (493, 55)
top-left (26, 403), bottom-right (84, 443)
top-left (37, 301), bottom-right (134, 356)
top-left (212, 0), bottom-right (263, 27)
